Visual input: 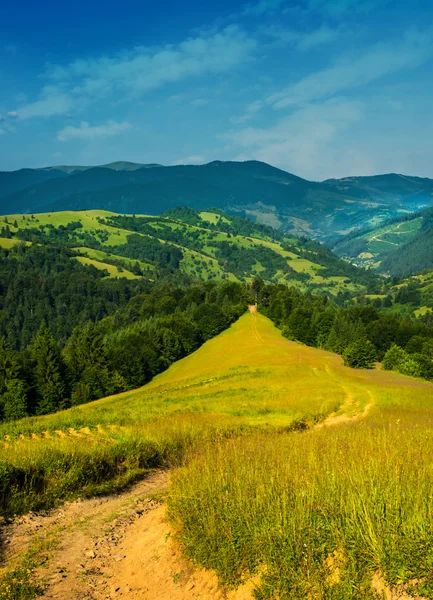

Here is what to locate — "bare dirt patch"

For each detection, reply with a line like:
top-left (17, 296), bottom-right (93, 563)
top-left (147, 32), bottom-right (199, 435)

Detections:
top-left (0, 470), bottom-right (255, 600)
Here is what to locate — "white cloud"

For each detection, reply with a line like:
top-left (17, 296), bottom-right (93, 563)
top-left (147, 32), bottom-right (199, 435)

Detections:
top-left (268, 27), bottom-right (433, 108)
top-left (6, 111), bottom-right (18, 118)
top-left (15, 87), bottom-right (74, 120)
top-left (57, 120), bottom-right (131, 142)
top-left (223, 97), bottom-right (363, 179)
top-left (173, 155), bottom-right (206, 165)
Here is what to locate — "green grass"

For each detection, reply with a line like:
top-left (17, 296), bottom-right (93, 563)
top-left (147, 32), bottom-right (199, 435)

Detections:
top-left (1, 312), bottom-right (433, 597)
top-left (0, 238), bottom-right (30, 249)
top-left (73, 246), bottom-right (155, 273)
top-left (199, 211), bottom-right (231, 225)
top-left (74, 256), bottom-right (139, 279)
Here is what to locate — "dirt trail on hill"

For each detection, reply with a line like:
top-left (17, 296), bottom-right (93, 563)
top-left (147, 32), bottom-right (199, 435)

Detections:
top-left (0, 471), bottom-right (255, 600)
top-left (248, 305), bottom-right (264, 344)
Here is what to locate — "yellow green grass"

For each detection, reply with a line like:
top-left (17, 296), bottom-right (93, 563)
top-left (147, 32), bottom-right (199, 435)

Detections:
top-left (199, 211), bottom-right (231, 225)
top-left (1, 312), bottom-right (433, 597)
top-left (73, 246), bottom-right (155, 273)
top-left (0, 238), bottom-right (30, 249)
top-left (74, 256), bottom-right (139, 279)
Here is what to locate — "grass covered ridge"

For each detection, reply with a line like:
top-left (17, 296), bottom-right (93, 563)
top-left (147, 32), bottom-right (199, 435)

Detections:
top-left (1, 312), bottom-right (433, 598)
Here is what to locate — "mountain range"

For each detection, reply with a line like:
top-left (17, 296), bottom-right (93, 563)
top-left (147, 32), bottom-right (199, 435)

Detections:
top-left (1, 160), bottom-right (433, 242)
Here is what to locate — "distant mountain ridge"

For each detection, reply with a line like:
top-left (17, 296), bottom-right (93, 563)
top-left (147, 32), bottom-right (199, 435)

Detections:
top-left (1, 160), bottom-right (433, 241)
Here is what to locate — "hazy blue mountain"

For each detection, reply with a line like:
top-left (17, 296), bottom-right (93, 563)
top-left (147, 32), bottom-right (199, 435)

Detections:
top-left (1, 160), bottom-right (433, 241)
top-left (0, 168), bottom-right (67, 199)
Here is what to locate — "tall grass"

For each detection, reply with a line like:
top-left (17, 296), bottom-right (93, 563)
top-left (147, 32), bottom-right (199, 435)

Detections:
top-left (168, 409), bottom-right (433, 599)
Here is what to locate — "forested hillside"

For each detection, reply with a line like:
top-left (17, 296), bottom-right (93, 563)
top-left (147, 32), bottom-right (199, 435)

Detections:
top-left (0, 207), bottom-right (378, 297)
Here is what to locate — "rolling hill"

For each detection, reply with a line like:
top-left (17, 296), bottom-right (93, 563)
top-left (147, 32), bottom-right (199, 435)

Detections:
top-left (1, 311), bottom-right (433, 598)
top-left (0, 207), bottom-right (378, 295)
top-left (332, 205), bottom-right (433, 276)
top-left (2, 160), bottom-right (433, 241)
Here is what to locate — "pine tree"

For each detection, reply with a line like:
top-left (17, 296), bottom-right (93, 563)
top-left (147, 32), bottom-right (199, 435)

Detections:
top-left (0, 337), bottom-right (19, 395)
top-left (31, 325), bottom-right (68, 415)
top-left (64, 322), bottom-right (113, 403)
top-left (2, 380), bottom-right (28, 421)
top-left (0, 338), bottom-right (28, 420)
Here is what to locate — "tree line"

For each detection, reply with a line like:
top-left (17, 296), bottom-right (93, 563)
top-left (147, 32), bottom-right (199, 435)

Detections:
top-left (0, 243), bottom-right (249, 421)
top-left (257, 280), bottom-right (433, 377)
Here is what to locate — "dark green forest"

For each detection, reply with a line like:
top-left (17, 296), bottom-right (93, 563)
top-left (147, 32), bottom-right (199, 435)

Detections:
top-left (0, 243), bottom-right (248, 421)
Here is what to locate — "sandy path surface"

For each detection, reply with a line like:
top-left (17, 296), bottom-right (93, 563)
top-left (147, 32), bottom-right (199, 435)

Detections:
top-left (0, 471), bottom-right (255, 600)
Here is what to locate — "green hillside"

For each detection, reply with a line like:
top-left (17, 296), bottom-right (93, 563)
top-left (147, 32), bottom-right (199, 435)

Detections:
top-left (1, 312), bottom-right (433, 598)
top-left (332, 206), bottom-right (433, 277)
top-left (2, 161), bottom-right (433, 241)
top-left (0, 208), bottom-right (376, 295)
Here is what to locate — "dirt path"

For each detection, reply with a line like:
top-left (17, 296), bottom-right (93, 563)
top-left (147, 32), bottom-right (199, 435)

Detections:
top-left (0, 471), bottom-right (255, 600)
top-left (248, 305), bottom-right (264, 345)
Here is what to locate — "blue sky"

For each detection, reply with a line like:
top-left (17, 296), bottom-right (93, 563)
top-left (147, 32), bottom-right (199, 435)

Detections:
top-left (1, 0), bottom-right (432, 179)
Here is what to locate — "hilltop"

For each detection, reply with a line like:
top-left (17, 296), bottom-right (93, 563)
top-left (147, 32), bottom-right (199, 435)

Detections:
top-left (1, 160), bottom-right (433, 241)
top-left (0, 207), bottom-right (377, 295)
top-left (1, 311), bottom-right (433, 598)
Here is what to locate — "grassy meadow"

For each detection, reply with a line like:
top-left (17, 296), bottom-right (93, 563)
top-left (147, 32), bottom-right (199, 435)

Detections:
top-left (1, 312), bottom-right (433, 597)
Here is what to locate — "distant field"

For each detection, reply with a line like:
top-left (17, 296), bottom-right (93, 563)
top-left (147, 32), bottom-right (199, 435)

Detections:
top-left (0, 237), bottom-right (29, 248)
top-left (74, 256), bottom-right (139, 279)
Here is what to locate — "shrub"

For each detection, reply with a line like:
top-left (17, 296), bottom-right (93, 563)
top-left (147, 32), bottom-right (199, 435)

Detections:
top-left (342, 338), bottom-right (376, 369)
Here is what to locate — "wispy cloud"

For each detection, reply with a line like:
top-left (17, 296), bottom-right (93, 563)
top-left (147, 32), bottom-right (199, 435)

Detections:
top-left (14, 26), bottom-right (256, 121)
top-left (242, 0), bottom-right (288, 16)
top-left (223, 97), bottom-right (363, 179)
top-left (15, 87), bottom-right (74, 120)
top-left (57, 120), bottom-right (131, 142)
top-left (268, 27), bottom-right (433, 108)
top-left (231, 100), bottom-right (264, 124)
top-left (173, 155), bottom-right (206, 165)
top-left (6, 111), bottom-right (19, 118)
top-left (262, 24), bottom-right (340, 51)
top-left (307, 0), bottom-right (390, 18)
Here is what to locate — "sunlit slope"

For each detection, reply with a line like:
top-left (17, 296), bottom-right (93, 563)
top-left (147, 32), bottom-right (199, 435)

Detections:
top-left (3, 311), bottom-right (432, 444)
top-left (1, 311), bottom-right (433, 518)
top-left (0, 209), bottom-right (367, 292)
